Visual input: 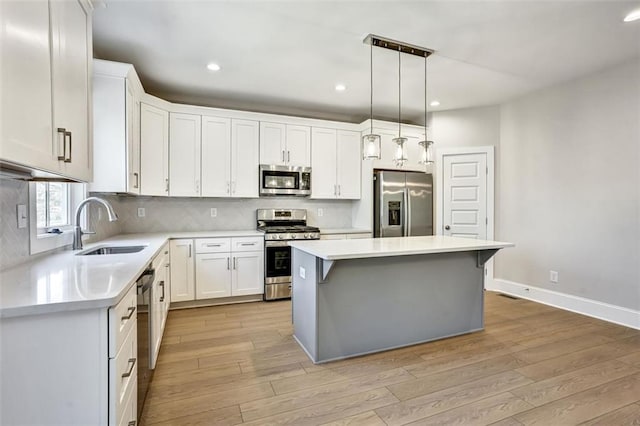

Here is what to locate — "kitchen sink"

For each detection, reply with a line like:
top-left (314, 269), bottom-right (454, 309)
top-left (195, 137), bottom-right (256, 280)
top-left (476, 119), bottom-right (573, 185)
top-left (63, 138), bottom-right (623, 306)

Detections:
top-left (77, 245), bottom-right (147, 256)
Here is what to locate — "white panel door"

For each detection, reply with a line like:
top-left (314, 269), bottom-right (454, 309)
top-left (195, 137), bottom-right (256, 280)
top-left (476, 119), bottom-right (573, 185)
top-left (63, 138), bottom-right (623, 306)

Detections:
top-left (51, 0), bottom-right (92, 181)
top-left (232, 252), bottom-right (264, 296)
top-left (125, 82), bottom-right (140, 194)
top-left (170, 239), bottom-right (195, 302)
top-left (336, 130), bottom-right (361, 199)
top-left (286, 125), bottom-right (311, 166)
top-left (311, 127), bottom-right (337, 199)
top-left (231, 119), bottom-right (259, 198)
top-left (201, 116), bottom-right (231, 197)
top-left (196, 253), bottom-right (231, 299)
top-left (169, 113), bottom-right (201, 196)
top-left (259, 122), bottom-right (286, 165)
top-left (0, 0), bottom-right (56, 172)
top-left (140, 103), bottom-right (169, 196)
top-left (443, 153), bottom-right (487, 239)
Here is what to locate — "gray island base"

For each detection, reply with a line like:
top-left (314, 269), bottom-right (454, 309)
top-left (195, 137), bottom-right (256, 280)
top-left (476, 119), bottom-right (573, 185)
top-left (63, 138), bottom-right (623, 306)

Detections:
top-left (289, 236), bottom-right (513, 364)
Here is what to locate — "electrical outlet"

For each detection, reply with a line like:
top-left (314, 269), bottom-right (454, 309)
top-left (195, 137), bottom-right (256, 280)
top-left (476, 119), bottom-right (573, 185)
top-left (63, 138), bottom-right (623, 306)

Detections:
top-left (210, 208), bottom-right (217, 218)
top-left (137, 207), bottom-right (146, 218)
top-left (16, 204), bottom-right (27, 229)
top-left (550, 270), bottom-right (558, 283)
top-left (317, 208), bottom-right (323, 217)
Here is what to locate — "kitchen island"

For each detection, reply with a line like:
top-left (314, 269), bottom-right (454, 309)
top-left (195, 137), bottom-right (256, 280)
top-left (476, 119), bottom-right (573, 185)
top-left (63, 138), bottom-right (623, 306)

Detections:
top-left (288, 236), bottom-right (513, 364)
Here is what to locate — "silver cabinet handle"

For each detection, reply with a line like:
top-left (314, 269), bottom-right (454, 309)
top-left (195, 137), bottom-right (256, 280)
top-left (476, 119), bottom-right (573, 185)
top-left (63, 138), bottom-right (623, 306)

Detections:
top-left (165, 178), bottom-right (169, 193)
top-left (282, 150), bottom-right (285, 162)
top-left (227, 257), bottom-right (230, 270)
top-left (56, 128), bottom-right (66, 161)
top-left (121, 306), bottom-right (136, 321)
top-left (232, 181), bottom-right (236, 194)
top-left (338, 185), bottom-right (341, 196)
top-left (133, 172), bottom-right (139, 189)
top-left (205, 244), bottom-right (222, 247)
top-left (195, 179), bottom-right (200, 194)
top-left (64, 131), bottom-right (72, 163)
top-left (128, 421), bottom-right (136, 426)
top-left (122, 358), bottom-right (136, 378)
top-left (227, 181), bottom-right (230, 194)
top-left (159, 281), bottom-right (165, 302)
top-left (240, 242), bottom-right (255, 246)
top-left (233, 257), bottom-right (237, 270)
top-left (333, 184), bottom-right (337, 196)
top-left (287, 151), bottom-right (290, 162)
top-left (188, 244), bottom-right (192, 258)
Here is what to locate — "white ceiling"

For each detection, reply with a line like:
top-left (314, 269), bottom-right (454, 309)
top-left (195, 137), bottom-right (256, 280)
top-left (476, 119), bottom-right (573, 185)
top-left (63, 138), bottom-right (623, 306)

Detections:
top-left (93, 1), bottom-right (640, 124)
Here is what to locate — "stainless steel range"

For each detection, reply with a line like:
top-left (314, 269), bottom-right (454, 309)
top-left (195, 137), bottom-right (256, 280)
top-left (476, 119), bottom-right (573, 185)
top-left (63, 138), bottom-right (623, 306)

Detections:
top-left (257, 209), bottom-right (320, 300)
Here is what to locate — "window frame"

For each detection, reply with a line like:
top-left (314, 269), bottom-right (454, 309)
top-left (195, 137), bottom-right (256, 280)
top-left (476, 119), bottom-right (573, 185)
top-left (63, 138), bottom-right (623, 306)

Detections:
top-left (29, 182), bottom-right (87, 255)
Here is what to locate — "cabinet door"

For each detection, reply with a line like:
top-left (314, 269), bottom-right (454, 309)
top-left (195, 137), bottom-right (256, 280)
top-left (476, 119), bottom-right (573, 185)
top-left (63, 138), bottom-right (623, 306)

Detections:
top-left (201, 116), bottom-right (231, 197)
top-left (311, 128), bottom-right (337, 199)
top-left (51, 0), bottom-right (92, 181)
top-left (259, 122), bottom-right (286, 165)
top-left (196, 253), bottom-right (231, 299)
top-left (336, 130), bottom-right (361, 199)
top-left (232, 251), bottom-right (264, 296)
top-left (169, 113), bottom-right (201, 196)
top-left (286, 125), bottom-right (311, 167)
top-left (0, 0), bottom-right (56, 173)
top-left (231, 119), bottom-right (259, 198)
top-left (170, 239), bottom-right (195, 302)
top-left (150, 265), bottom-right (164, 369)
top-left (126, 82), bottom-right (141, 194)
top-left (140, 102), bottom-right (169, 196)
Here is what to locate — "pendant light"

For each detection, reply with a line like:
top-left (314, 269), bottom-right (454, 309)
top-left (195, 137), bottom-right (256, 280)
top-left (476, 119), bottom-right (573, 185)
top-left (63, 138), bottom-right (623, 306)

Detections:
top-left (418, 51), bottom-right (435, 165)
top-left (362, 40), bottom-right (381, 160)
top-left (392, 48), bottom-right (407, 167)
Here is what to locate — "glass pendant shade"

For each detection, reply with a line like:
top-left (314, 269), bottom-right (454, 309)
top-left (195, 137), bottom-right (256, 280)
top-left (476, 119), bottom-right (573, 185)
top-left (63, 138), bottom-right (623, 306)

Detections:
top-left (392, 136), bottom-right (408, 166)
top-left (362, 133), bottom-right (381, 160)
top-left (418, 140), bottom-right (435, 165)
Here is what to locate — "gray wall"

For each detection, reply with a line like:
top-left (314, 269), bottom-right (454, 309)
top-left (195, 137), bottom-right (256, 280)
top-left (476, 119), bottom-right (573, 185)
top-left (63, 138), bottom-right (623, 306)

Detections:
top-left (496, 59), bottom-right (640, 311)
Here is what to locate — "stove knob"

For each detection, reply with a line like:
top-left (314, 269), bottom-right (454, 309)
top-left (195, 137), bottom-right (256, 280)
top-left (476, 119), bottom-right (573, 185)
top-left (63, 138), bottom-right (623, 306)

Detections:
top-left (304, 233), bottom-right (310, 239)
top-left (276, 234), bottom-right (282, 240)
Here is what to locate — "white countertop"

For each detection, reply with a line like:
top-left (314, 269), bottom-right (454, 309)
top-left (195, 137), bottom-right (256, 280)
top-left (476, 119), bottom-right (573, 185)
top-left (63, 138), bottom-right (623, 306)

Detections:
top-left (0, 230), bottom-right (262, 318)
top-left (289, 235), bottom-right (514, 261)
top-left (319, 228), bottom-right (372, 235)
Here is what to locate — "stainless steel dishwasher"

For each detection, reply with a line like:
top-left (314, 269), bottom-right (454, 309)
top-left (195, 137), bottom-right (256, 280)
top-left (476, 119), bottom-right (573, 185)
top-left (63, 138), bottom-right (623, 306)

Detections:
top-left (136, 266), bottom-right (155, 423)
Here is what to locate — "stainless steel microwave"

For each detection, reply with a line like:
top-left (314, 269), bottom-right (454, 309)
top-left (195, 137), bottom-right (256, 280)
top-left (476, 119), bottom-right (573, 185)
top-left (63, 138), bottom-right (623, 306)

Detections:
top-left (259, 165), bottom-right (311, 196)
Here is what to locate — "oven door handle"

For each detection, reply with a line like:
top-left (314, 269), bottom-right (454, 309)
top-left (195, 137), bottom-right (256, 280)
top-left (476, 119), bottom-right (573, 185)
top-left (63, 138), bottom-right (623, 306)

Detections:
top-left (265, 241), bottom-right (290, 247)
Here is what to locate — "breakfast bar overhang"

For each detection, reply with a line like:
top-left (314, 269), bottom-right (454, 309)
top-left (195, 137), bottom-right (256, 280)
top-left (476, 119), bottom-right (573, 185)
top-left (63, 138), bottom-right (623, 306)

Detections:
top-left (289, 236), bottom-right (514, 364)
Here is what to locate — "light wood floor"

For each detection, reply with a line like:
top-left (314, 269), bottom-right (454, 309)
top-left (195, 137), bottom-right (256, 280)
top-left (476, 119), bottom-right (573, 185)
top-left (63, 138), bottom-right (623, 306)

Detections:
top-left (141, 292), bottom-right (640, 425)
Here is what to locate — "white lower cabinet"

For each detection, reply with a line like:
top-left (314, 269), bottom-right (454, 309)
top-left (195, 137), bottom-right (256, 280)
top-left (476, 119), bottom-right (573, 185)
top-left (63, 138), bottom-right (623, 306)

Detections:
top-left (151, 243), bottom-right (170, 368)
top-left (170, 239), bottom-right (195, 302)
top-left (194, 237), bottom-right (264, 300)
top-left (320, 232), bottom-right (372, 240)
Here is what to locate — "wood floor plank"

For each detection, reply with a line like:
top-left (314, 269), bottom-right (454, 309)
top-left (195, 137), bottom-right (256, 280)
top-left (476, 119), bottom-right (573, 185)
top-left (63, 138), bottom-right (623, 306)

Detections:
top-left (618, 351), bottom-right (640, 368)
top-left (140, 405), bottom-right (242, 426)
top-left (511, 333), bottom-right (614, 364)
top-left (580, 402), bottom-right (640, 426)
top-left (376, 371), bottom-right (532, 426)
top-left (388, 355), bottom-right (529, 401)
top-left (320, 410), bottom-right (387, 426)
top-left (240, 367), bottom-right (412, 422)
top-left (405, 392), bottom-right (533, 426)
top-left (513, 372), bottom-right (640, 425)
top-left (510, 359), bottom-right (638, 407)
top-left (241, 387), bottom-right (399, 426)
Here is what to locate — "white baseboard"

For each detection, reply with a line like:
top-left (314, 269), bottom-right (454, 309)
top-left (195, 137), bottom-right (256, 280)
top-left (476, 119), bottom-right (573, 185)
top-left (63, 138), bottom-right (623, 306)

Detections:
top-left (487, 278), bottom-right (640, 330)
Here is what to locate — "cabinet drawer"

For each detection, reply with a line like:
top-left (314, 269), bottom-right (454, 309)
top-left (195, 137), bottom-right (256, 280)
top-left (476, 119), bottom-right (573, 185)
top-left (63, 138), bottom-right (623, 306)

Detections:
top-left (152, 243), bottom-right (170, 270)
top-left (116, 366), bottom-right (137, 426)
top-left (109, 284), bottom-right (137, 358)
top-left (195, 238), bottom-right (231, 254)
top-left (110, 323), bottom-right (137, 424)
top-left (231, 237), bottom-right (264, 252)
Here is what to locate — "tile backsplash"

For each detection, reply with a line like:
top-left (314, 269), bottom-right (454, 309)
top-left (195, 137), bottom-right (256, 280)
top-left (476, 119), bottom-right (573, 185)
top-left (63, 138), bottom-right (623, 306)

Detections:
top-left (1, 180), bottom-right (354, 270)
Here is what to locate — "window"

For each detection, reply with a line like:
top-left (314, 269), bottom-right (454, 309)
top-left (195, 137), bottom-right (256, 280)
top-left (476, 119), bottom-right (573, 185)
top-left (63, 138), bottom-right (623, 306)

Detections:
top-left (29, 182), bottom-right (86, 254)
top-left (35, 182), bottom-right (71, 231)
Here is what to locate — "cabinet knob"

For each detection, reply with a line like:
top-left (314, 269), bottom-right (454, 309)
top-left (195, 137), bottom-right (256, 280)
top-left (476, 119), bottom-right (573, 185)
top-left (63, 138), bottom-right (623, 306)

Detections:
top-left (445, 225), bottom-right (450, 230)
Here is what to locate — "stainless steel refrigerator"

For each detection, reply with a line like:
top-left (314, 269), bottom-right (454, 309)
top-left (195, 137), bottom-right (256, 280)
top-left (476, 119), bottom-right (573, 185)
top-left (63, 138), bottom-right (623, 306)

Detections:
top-left (373, 170), bottom-right (433, 237)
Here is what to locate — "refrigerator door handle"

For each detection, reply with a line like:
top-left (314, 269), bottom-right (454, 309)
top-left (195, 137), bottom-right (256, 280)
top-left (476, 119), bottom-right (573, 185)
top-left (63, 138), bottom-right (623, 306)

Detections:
top-left (403, 188), bottom-right (409, 237)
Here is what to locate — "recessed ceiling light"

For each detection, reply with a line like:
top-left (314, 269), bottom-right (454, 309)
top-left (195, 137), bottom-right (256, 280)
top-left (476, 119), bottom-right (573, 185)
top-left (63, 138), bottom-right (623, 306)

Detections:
top-left (624, 9), bottom-right (640, 22)
top-left (207, 63), bottom-right (221, 71)
top-left (335, 84), bottom-right (347, 92)
top-left (430, 100), bottom-right (440, 107)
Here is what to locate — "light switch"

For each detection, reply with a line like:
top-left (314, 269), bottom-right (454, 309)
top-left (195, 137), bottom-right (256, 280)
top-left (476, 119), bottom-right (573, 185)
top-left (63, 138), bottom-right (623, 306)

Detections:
top-left (210, 208), bottom-right (217, 217)
top-left (17, 204), bottom-right (27, 229)
top-left (317, 208), bottom-right (323, 217)
top-left (299, 267), bottom-right (306, 279)
top-left (137, 207), bottom-right (145, 218)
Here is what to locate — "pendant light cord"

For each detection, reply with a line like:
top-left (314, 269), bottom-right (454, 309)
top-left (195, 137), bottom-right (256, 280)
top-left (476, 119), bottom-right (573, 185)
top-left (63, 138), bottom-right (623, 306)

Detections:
top-left (370, 40), bottom-right (374, 134)
top-left (398, 48), bottom-right (401, 137)
top-left (424, 52), bottom-right (428, 137)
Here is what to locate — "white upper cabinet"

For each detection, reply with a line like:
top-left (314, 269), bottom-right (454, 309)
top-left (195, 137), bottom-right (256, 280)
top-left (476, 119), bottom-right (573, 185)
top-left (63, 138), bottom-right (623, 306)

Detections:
top-left (231, 119), bottom-right (260, 197)
top-left (201, 116), bottom-right (232, 197)
top-left (260, 122), bottom-right (310, 167)
top-left (311, 128), bottom-right (361, 199)
top-left (140, 101), bottom-right (169, 196)
top-left (91, 60), bottom-right (143, 194)
top-left (0, 0), bottom-right (92, 181)
top-left (169, 113), bottom-right (201, 197)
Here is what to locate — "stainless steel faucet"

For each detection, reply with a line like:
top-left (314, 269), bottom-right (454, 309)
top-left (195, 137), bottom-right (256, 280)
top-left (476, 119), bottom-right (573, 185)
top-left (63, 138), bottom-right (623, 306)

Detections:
top-left (73, 197), bottom-right (118, 250)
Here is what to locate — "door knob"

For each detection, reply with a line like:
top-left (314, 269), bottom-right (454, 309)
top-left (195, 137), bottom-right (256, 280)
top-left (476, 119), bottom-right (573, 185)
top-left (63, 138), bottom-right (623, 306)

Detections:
top-left (445, 225), bottom-right (450, 230)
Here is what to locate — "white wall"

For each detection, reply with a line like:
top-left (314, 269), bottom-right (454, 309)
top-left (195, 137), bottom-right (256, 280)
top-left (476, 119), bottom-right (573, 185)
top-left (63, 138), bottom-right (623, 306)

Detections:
top-left (496, 59), bottom-right (640, 312)
top-left (432, 106), bottom-right (501, 149)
